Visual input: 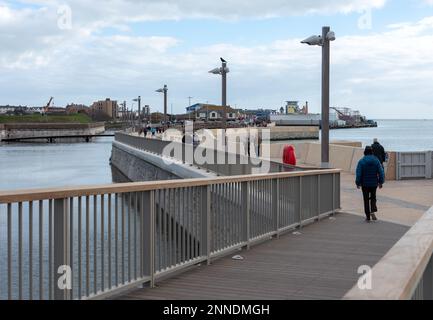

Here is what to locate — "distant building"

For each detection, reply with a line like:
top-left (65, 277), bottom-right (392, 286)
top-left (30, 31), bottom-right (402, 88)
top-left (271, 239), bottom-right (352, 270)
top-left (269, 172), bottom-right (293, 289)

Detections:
top-left (194, 104), bottom-right (237, 121)
top-left (186, 103), bottom-right (204, 114)
top-left (90, 98), bottom-right (118, 119)
top-left (0, 105), bottom-right (18, 114)
top-left (66, 103), bottom-right (89, 114)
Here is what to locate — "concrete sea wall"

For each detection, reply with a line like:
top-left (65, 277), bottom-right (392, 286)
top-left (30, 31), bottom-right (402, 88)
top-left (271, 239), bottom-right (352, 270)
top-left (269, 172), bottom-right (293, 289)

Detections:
top-left (269, 141), bottom-right (397, 181)
top-left (111, 140), bottom-right (216, 182)
top-left (0, 122), bottom-right (105, 141)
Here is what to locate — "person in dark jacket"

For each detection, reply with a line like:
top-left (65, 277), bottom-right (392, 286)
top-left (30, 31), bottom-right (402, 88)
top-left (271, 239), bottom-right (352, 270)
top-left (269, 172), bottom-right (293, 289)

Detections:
top-left (371, 138), bottom-right (386, 167)
top-left (356, 146), bottom-right (385, 222)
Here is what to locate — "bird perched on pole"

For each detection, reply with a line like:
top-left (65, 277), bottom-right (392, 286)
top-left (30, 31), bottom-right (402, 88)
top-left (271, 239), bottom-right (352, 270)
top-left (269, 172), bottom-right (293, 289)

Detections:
top-left (220, 57), bottom-right (226, 63)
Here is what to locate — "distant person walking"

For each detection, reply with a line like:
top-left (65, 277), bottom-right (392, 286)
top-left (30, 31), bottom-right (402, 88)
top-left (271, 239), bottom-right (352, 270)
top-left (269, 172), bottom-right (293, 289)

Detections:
top-left (356, 146), bottom-right (385, 222)
top-left (371, 138), bottom-right (386, 168)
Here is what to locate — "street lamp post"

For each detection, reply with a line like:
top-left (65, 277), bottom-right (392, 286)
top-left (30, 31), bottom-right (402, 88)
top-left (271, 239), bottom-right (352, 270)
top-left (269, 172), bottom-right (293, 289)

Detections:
top-left (301, 26), bottom-right (336, 168)
top-left (209, 58), bottom-right (230, 130)
top-left (156, 85), bottom-right (168, 126)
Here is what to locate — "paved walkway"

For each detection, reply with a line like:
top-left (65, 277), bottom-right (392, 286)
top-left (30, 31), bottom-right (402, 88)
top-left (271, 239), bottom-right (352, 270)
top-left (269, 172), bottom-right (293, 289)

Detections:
top-left (116, 213), bottom-right (408, 300)
top-left (340, 172), bottom-right (433, 226)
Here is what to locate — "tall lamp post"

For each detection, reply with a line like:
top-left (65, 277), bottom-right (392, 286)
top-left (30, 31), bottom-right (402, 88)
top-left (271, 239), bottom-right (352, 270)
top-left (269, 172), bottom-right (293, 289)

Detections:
top-left (156, 85), bottom-right (168, 126)
top-left (209, 57), bottom-right (230, 130)
top-left (301, 26), bottom-right (336, 168)
top-left (133, 96), bottom-right (141, 120)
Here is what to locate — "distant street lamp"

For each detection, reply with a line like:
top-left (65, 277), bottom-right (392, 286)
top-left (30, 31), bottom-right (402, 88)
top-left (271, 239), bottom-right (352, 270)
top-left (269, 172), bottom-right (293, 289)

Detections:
top-left (301, 26), bottom-right (336, 168)
top-left (132, 96), bottom-right (141, 121)
top-left (156, 85), bottom-right (168, 126)
top-left (209, 57), bottom-right (230, 129)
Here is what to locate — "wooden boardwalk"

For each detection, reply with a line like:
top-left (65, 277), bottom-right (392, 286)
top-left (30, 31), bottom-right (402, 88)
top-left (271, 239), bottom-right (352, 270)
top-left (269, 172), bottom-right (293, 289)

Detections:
top-left (116, 213), bottom-right (408, 300)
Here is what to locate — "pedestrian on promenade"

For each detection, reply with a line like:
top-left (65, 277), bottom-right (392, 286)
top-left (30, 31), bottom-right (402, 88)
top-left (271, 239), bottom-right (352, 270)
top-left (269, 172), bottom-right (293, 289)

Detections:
top-left (356, 146), bottom-right (385, 222)
top-left (283, 145), bottom-right (297, 166)
top-left (371, 138), bottom-right (386, 168)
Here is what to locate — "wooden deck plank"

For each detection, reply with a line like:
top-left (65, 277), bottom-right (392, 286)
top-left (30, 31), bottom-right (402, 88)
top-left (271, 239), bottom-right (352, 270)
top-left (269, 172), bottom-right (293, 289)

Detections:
top-left (115, 213), bottom-right (408, 300)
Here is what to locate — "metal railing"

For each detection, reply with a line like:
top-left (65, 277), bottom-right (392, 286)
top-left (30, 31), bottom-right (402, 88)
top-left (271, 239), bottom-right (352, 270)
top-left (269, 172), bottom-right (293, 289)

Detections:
top-left (344, 206), bottom-right (433, 300)
top-left (0, 169), bottom-right (341, 300)
top-left (115, 132), bottom-right (303, 176)
top-left (396, 151), bottom-right (433, 180)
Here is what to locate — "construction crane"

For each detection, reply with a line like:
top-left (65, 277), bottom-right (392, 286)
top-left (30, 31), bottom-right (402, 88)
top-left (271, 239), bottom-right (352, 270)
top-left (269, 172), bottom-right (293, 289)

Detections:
top-left (44, 97), bottom-right (54, 114)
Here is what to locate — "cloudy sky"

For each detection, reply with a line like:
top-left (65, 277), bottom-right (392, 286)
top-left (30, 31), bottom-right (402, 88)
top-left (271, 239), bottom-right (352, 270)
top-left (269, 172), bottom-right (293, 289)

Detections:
top-left (1, 0), bottom-right (433, 118)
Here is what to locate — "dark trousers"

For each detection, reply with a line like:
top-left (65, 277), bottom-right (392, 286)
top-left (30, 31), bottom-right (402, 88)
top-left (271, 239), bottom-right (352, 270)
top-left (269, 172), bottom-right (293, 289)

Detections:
top-left (362, 187), bottom-right (378, 220)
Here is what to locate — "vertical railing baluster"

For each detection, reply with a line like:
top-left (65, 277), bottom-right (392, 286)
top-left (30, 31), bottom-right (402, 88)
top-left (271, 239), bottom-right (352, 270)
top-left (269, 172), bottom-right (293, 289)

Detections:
top-left (299, 176), bottom-right (303, 228)
top-left (186, 188), bottom-right (190, 261)
top-left (101, 194), bottom-right (105, 292)
top-left (18, 202), bottom-right (22, 300)
top-left (53, 198), bottom-right (70, 300)
top-left (242, 182), bottom-right (250, 249)
top-left (128, 192), bottom-right (131, 282)
top-left (93, 195), bottom-right (97, 295)
top-left (78, 196), bottom-right (82, 299)
top-left (142, 191), bottom-right (155, 287)
top-left (29, 201), bottom-right (33, 300)
top-left (115, 194), bottom-right (119, 287)
top-left (121, 194), bottom-right (125, 284)
top-left (201, 185), bottom-right (211, 264)
top-left (108, 194), bottom-right (112, 289)
top-left (39, 200), bottom-right (43, 300)
top-left (168, 189), bottom-right (172, 267)
top-left (86, 196), bottom-right (90, 297)
top-left (158, 190), bottom-right (162, 271)
top-left (272, 179), bottom-right (279, 236)
top-left (173, 189), bottom-right (178, 265)
top-left (181, 188), bottom-right (185, 264)
top-left (7, 203), bottom-right (12, 300)
top-left (134, 192), bottom-right (138, 279)
top-left (69, 198), bottom-right (73, 299)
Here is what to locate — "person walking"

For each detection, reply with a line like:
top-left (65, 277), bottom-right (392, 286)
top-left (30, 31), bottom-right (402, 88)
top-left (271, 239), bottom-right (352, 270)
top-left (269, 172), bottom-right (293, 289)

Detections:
top-left (371, 138), bottom-right (386, 168)
top-left (356, 146), bottom-right (385, 222)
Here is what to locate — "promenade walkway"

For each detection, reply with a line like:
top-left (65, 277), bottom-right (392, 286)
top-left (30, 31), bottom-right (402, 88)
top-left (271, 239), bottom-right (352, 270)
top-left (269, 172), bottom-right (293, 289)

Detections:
top-left (340, 172), bottom-right (433, 226)
top-left (116, 213), bottom-right (408, 300)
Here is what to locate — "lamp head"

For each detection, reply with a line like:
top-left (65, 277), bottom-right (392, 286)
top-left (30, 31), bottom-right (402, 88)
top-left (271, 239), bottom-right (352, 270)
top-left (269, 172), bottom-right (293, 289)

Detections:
top-left (208, 67), bottom-right (222, 75)
top-left (326, 31), bottom-right (336, 41)
top-left (301, 35), bottom-right (323, 46)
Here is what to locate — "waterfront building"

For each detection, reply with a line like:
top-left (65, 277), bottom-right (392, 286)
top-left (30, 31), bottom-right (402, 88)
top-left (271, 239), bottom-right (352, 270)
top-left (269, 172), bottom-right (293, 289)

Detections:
top-left (66, 103), bottom-right (90, 114)
top-left (90, 98), bottom-right (118, 119)
top-left (194, 104), bottom-right (237, 121)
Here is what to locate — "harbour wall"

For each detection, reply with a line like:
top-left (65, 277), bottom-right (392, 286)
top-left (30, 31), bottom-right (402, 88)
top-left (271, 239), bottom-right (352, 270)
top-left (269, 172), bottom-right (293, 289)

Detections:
top-left (111, 140), bottom-right (216, 182)
top-left (269, 141), bottom-right (397, 181)
top-left (0, 123), bottom-right (105, 141)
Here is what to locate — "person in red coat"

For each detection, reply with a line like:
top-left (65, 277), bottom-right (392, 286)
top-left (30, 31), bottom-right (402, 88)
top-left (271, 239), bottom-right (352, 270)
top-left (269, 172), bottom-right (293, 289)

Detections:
top-left (283, 145), bottom-right (297, 166)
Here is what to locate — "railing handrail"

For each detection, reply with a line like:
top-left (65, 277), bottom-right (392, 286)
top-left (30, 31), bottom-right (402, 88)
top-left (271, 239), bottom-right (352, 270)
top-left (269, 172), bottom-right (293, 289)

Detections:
top-left (344, 206), bottom-right (433, 300)
top-left (0, 168), bottom-right (341, 204)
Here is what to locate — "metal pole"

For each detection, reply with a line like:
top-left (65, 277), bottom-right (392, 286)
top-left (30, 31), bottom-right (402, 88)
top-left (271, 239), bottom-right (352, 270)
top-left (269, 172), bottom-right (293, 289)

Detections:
top-left (221, 61), bottom-right (227, 130)
top-left (321, 26), bottom-right (330, 168)
top-left (138, 96), bottom-right (141, 122)
top-left (164, 85), bottom-right (168, 126)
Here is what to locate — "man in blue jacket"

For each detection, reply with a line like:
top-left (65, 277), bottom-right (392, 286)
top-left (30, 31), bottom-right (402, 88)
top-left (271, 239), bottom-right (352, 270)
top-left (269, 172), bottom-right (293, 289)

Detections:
top-left (356, 146), bottom-right (385, 222)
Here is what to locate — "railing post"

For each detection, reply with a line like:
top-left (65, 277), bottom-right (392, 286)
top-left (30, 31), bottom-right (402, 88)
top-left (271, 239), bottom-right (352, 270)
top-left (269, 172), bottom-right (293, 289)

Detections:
top-left (142, 191), bottom-right (155, 288)
top-left (53, 198), bottom-right (71, 300)
top-left (272, 179), bottom-right (279, 237)
top-left (317, 175), bottom-right (321, 221)
top-left (332, 173), bottom-right (336, 215)
top-left (201, 186), bottom-right (211, 265)
top-left (241, 181), bottom-right (250, 249)
top-left (423, 256), bottom-right (433, 300)
top-left (299, 176), bottom-right (303, 228)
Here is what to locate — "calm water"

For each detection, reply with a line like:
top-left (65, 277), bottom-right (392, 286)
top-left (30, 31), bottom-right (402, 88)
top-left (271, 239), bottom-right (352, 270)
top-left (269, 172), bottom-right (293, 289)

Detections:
top-left (0, 137), bottom-right (115, 191)
top-left (329, 119), bottom-right (433, 152)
